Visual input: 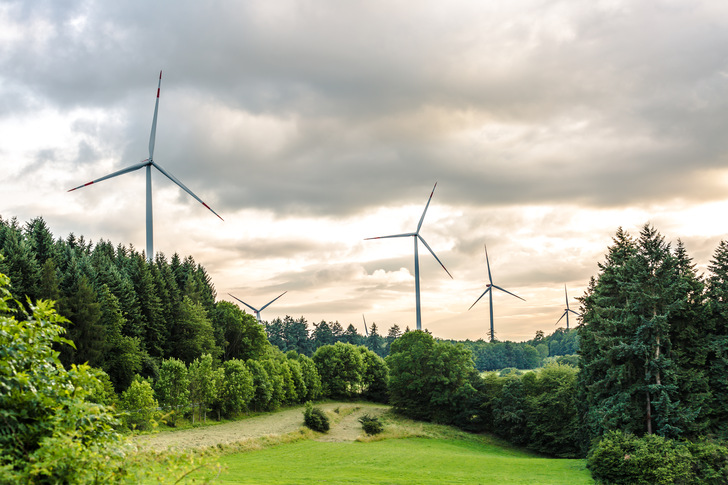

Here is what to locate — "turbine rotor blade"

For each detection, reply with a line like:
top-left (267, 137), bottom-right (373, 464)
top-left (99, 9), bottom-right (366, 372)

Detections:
top-left (260, 291), bottom-right (287, 311)
top-left (469, 286), bottom-right (491, 311)
top-left (364, 232), bottom-right (416, 240)
top-left (149, 70), bottom-right (162, 160)
top-left (484, 244), bottom-right (493, 285)
top-left (556, 311), bottom-right (567, 325)
top-left (492, 284), bottom-right (526, 301)
top-left (568, 309), bottom-right (581, 316)
top-left (152, 161), bottom-right (224, 220)
top-left (68, 160), bottom-right (150, 191)
top-left (228, 293), bottom-right (260, 313)
top-left (362, 314), bottom-right (368, 336)
top-left (416, 182), bottom-right (437, 233)
top-left (418, 235), bottom-right (453, 279)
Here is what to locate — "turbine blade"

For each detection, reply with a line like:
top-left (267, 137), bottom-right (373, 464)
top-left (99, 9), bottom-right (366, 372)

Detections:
top-left (364, 233), bottom-right (416, 240)
top-left (362, 314), bottom-right (368, 336)
top-left (416, 182), bottom-right (437, 233)
top-left (260, 291), bottom-right (287, 311)
top-left (564, 284), bottom-right (570, 310)
top-left (228, 293), bottom-right (260, 313)
top-left (68, 160), bottom-right (149, 191)
top-left (418, 235), bottom-right (453, 279)
top-left (152, 161), bottom-right (224, 220)
top-left (492, 284), bottom-right (526, 301)
top-left (149, 70), bottom-right (162, 160)
top-left (484, 244), bottom-right (493, 285)
top-left (568, 309), bottom-right (581, 316)
top-left (556, 311), bottom-right (567, 325)
top-left (468, 286), bottom-right (491, 311)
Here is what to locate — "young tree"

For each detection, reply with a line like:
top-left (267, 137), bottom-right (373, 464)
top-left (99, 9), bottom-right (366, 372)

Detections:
top-left (0, 271), bottom-right (129, 482)
top-left (218, 359), bottom-right (254, 418)
top-left (155, 358), bottom-right (190, 425)
top-left (313, 342), bottom-right (364, 399)
top-left (188, 354), bottom-right (219, 423)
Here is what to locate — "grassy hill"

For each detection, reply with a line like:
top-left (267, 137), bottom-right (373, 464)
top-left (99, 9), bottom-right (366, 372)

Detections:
top-left (141, 403), bottom-right (593, 484)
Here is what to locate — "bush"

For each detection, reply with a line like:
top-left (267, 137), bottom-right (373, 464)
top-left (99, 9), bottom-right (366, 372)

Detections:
top-left (586, 431), bottom-right (728, 484)
top-left (358, 414), bottom-right (384, 435)
top-left (303, 402), bottom-right (330, 432)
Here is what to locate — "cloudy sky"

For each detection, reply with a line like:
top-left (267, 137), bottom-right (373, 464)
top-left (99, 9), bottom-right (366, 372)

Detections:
top-left (3, 0), bottom-right (728, 341)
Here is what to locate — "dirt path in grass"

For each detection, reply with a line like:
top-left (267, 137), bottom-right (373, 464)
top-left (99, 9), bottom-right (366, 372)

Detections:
top-left (133, 403), bottom-right (389, 452)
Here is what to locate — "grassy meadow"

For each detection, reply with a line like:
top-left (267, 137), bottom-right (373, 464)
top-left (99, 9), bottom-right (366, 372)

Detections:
top-left (174, 408), bottom-right (594, 484)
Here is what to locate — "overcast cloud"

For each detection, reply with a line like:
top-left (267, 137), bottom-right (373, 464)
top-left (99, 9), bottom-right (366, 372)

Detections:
top-left (2, 0), bottom-right (728, 340)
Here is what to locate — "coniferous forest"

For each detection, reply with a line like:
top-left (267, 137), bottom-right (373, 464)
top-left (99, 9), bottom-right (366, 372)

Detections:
top-left (2, 215), bottom-right (728, 483)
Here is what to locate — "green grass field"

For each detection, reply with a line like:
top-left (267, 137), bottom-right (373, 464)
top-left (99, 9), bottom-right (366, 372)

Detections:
top-left (214, 435), bottom-right (593, 484)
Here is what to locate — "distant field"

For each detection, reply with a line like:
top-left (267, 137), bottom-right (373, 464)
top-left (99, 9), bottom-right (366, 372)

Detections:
top-left (214, 438), bottom-right (593, 484)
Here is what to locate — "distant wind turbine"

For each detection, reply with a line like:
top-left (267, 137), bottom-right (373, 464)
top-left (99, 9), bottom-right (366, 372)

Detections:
top-left (366, 183), bottom-right (452, 331)
top-left (228, 291), bottom-right (287, 323)
top-left (68, 71), bottom-right (223, 261)
top-left (469, 244), bottom-right (525, 342)
top-left (556, 285), bottom-right (580, 330)
top-left (362, 314), bottom-right (369, 337)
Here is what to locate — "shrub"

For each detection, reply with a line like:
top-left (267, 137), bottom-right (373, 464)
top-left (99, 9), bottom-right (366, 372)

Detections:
top-left (359, 414), bottom-right (384, 435)
top-left (120, 376), bottom-right (158, 431)
top-left (303, 402), bottom-right (330, 432)
top-left (587, 431), bottom-right (697, 484)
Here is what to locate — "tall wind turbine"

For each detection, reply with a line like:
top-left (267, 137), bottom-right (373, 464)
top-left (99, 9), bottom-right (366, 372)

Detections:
top-left (366, 183), bottom-right (452, 331)
top-left (228, 291), bottom-right (287, 323)
top-left (68, 71), bottom-right (223, 261)
top-left (556, 285), bottom-right (580, 330)
top-left (469, 244), bottom-right (525, 342)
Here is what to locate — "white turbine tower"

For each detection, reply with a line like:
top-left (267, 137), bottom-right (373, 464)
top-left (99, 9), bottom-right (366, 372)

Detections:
top-left (366, 183), bottom-right (452, 331)
top-left (469, 244), bottom-right (525, 342)
top-left (228, 291), bottom-right (287, 323)
top-left (68, 71), bottom-right (223, 261)
top-left (556, 285), bottom-right (581, 330)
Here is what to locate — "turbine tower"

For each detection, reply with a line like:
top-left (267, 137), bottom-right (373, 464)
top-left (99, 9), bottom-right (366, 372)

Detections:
top-left (68, 71), bottom-right (223, 261)
top-left (366, 183), bottom-right (452, 331)
top-left (556, 285), bottom-right (580, 330)
top-left (228, 291), bottom-right (287, 323)
top-left (469, 244), bottom-right (525, 342)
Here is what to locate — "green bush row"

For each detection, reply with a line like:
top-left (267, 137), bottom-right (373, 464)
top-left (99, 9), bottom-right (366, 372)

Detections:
top-left (587, 431), bottom-right (728, 485)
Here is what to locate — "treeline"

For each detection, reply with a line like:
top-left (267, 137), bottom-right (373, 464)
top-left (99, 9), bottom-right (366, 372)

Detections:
top-left (0, 216), bottom-right (394, 393)
top-left (265, 317), bottom-right (402, 358)
top-left (442, 327), bottom-right (580, 371)
top-left (387, 330), bottom-right (582, 457)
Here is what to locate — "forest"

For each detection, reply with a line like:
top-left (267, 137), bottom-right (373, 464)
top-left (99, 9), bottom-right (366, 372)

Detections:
top-left (2, 216), bottom-right (728, 483)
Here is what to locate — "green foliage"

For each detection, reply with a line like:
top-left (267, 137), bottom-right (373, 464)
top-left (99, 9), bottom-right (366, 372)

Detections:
top-left (119, 376), bottom-right (158, 430)
top-left (246, 359), bottom-right (273, 411)
top-left (358, 346), bottom-right (389, 403)
top-left (302, 401), bottom-right (330, 432)
top-left (0, 270), bottom-right (130, 482)
top-left (579, 225), bottom-right (708, 442)
top-left (313, 342), bottom-right (365, 399)
top-left (219, 359), bottom-right (254, 417)
top-left (387, 331), bottom-right (477, 424)
top-left (155, 357), bottom-right (190, 425)
top-left (358, 414), bottom-right (384, 435)
top-left (297, 354), bottom-right (323, 401)
top-left (189, 353), bottom-right (220, 423)
top-left (586, 431), bottom-right (728, 485)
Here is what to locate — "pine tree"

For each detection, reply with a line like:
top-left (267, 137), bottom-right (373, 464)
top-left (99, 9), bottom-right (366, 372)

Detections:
top-left (704, 240), bottom-right (728, 438)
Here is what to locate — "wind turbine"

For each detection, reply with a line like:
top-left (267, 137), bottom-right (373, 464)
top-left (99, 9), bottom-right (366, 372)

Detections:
top-left (556, 285), bottom-right (580, 330)
top-left (469, 244), bottom-right (525, 342)
top-left (366, 183), bottom-right (452, 331)
top-left (68, 71), bottom-right (223, 261)
top-left (228, 291), bottom-right (287, 323)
